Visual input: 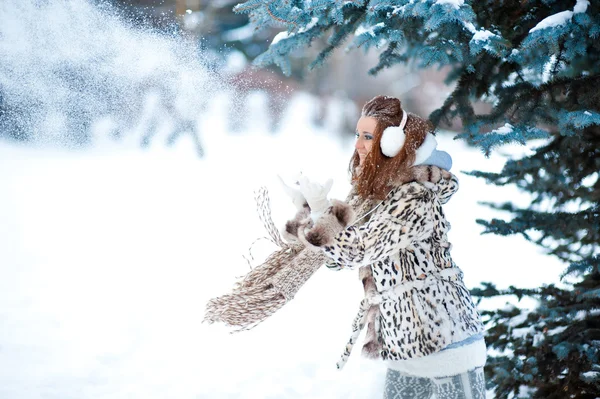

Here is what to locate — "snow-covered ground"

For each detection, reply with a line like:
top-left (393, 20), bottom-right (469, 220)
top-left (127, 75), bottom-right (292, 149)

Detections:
top-left (0, 92), bottom-right (566, 399)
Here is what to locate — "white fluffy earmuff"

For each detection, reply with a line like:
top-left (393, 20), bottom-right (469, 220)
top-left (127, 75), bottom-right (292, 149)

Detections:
top-left (380, 110), bottom-right (438, 164)
top-left (380, 109), bottom-right (408, 158)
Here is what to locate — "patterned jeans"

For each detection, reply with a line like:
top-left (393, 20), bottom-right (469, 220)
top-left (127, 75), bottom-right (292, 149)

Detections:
top-left (384, 367), bottom-right (486, 399)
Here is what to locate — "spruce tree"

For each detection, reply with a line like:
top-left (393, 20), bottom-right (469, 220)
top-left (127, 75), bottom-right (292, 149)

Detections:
top-left (233, 1), bottom-right (600, 397)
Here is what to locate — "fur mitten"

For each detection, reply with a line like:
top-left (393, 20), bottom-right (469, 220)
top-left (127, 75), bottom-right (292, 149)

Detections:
top-left (298, 199), bottom-right (355, 249)
top-left (282, 205), bottom-right (311, 243)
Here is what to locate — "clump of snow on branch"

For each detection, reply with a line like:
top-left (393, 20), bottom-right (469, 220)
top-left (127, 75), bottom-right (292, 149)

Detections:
top-left (434, 0), bottom-right (464, 10)
top-left (530, 0), bottom-right (590, 33)
top-left (271, 17), bottom-right (319, 45)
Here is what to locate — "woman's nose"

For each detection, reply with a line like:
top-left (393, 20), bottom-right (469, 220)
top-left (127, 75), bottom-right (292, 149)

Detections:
top-left (355, 137), bottom-right (363, 150)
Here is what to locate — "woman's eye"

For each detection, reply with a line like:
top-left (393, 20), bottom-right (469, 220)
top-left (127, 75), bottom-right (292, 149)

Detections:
top-left (365, 135), bottom-right (373, 140)
top-left (354, 132), bottom-right (359, 138)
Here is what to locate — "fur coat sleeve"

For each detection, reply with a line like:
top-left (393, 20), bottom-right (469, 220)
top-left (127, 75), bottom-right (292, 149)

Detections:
top-left (299, 182), bottom-right (435, 268)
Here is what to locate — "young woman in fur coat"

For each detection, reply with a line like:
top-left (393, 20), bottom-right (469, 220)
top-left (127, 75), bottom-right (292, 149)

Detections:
top-left (284, 96), bottom-right (487, 399)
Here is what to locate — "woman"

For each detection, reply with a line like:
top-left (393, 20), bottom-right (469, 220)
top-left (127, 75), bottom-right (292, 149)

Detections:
top-left (286, 96), bottom-right (486, 399)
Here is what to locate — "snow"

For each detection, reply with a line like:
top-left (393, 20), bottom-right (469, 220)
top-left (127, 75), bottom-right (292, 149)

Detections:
top-left (435, 0), bottom-right (464, 10)
top-left (533, 332), bottom-right (545, 347)
top-left (574, 0), bottom-right (590, 13)
top-left (547, 326), bottom-right (568, 336)
top-left (582, 371), bottom-right (600, 379)
top-left (543, 54), bottom-right (558, 83)
top-left (574, 309), bottom-right (591, 320)
top-left (391, 6), bottom-right (406, 15)
top-left (508, 307), bottom-right (537, 339)
top-left (303, 17), bottom-right (320, 32)
top-left (516, 386), bottom-right (537, 398)
top-left (530, 10), bottom-right (574, 32)
top-left (512, 326), bottom-right (536, 339)
top-left (182, 9), bottom-right (205, 30)
top-left (0, 0), bottom-right (223, 146)
top-left (530, 0), bottom-right (589, 33)
top-left (472, 29), bottom-right (497, 43)
top-left (272, 17), bottom-right (319, 45)
top-left (494, 123), bottom-right (514, 135)
top-left (470, 29), bottom-right (500, 55)
top-left (355, 22), bottom-right (385, 37)
top-left (222, 50), bottom-right (248, 75)
top-left (502, 72), bottom-right (519, 88)
top-left (519, 66), bottom-right (546, 87)
top-left (507, 307), bottom-right (530, 327)
top-left (463, 22), bottom-right (477, 34)
top-left (272, 31), bottom-right (290, 45)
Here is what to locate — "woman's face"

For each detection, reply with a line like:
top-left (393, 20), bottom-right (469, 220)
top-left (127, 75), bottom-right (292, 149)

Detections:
top-left (355, 116), bottom-right (377, 166)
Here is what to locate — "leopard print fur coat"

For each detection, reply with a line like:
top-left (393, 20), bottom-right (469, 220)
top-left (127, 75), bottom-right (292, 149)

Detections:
top-left (294, 170), bottom-right (484, 367)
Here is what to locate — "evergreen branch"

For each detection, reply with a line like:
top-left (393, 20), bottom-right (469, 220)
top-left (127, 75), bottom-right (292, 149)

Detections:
top-left (368, 41), bottom-right (406, 75)
top-left (264, 3), bottom-right (297, 27)
top-left (471, 282), bottom-right (545, 300)
top-left (233, 0), bottom-right (264, 14)
top-left (465, 131), bottom-right (600, 207)
top-left (308, 10), bottom-right (364, 71)
top-left (474, 204), bottom-right (599, 260)
top-left (562, 256), bottom-right (600, 280)
top-left (430, 69), bottom-right (476, 128)
top-left (459, 124), bottom-right (550, 156)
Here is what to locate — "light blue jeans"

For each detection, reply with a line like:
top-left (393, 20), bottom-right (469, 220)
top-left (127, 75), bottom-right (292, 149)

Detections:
top-left (384, 367), bottom-right (486, 399)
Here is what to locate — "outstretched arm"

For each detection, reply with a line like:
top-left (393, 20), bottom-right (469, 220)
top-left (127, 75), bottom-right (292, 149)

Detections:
top-left (300, 182), bottom-right (434, 269)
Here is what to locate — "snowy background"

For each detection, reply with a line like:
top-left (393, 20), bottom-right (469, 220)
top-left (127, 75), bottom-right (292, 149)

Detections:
top-left (0, 110), bottom-right (567, 398)
top-left (0, 0), bottom-right (567, 398)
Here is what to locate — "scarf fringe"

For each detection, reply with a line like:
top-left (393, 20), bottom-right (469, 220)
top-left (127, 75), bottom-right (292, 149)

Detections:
top-left (204, 285), bottom-right (287, 332)
top-left (203, 187), bottom-right (326, 332)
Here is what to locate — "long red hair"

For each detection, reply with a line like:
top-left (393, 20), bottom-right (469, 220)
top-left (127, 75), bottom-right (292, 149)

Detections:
top-left (350, 96), bottom-right (433, 200)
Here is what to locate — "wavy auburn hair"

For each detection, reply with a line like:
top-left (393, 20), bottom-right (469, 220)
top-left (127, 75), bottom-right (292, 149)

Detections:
top-left (350, 95), bottom-right (433, 200)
